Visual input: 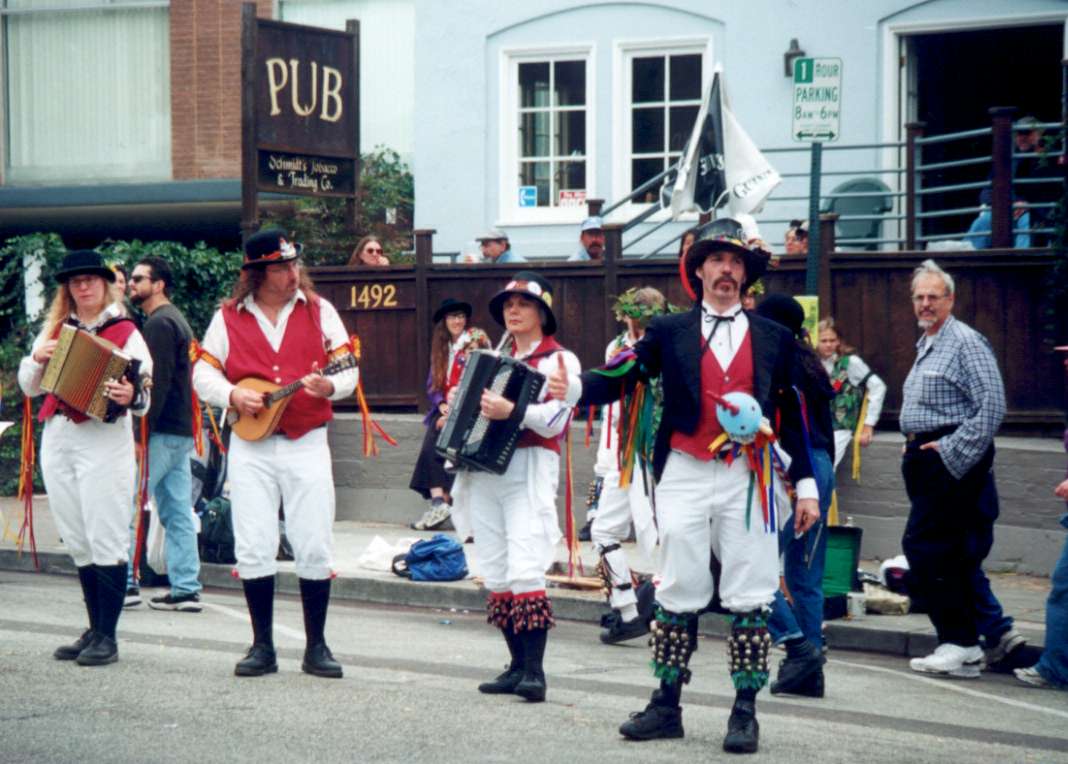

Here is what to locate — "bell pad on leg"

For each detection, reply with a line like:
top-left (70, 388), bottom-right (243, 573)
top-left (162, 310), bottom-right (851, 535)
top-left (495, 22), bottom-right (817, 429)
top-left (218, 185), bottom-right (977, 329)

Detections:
top-left (486, 592), bottom-right (513, 629)
top-left (512, 592), bottom-right (555, 632)
top-left (727, 610), bottom-right (771, 691)
top-left (649, 608), bottom-right (698, 686)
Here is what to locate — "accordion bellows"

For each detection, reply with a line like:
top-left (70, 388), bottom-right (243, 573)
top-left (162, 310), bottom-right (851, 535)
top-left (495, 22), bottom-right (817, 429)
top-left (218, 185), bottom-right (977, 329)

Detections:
top-left (435, 350), bottom-right (545, 474)
top-left (41, 324), bottom-right (133, 422)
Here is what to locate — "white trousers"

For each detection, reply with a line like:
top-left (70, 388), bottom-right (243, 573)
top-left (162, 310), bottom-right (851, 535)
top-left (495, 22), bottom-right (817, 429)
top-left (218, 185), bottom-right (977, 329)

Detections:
top-left (228, 427), bottom-right (335, 580)
top-left (590, 468), bottom-right (658, 610)
top-left (467, 448), bottom-right (560, 594)
top-left (832, 429), bottom-right (852, 470)
top-left (654, 451), bottom-right (778, 613)
top-left (40, 415), bottom-right (137, 567)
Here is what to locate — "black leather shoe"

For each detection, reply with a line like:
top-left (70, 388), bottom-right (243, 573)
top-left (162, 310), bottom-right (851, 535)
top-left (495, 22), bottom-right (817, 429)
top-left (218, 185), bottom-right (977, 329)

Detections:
top-left (722, 700), bottom-right (759, 754)
top-left (54, 629), bottom-right (94, 661)
top-left (478, 667), bottom-right (523, 694)
top-left (302, 642), bottom-right (343, 678)
top-left (76, 634), bottom-right (118, 666)
top-left (515, 670), bottom-right (546, 702)
top-left (234, 643), bottom-right (278, 677)
top-left (770, 651), bottom-right (825, 696)
top-left (600, 616), bottom-right (650, 645)
top-left (577, 520), bottom-right (593, 542)
top-left (619, 703), bottom-right (684, 740)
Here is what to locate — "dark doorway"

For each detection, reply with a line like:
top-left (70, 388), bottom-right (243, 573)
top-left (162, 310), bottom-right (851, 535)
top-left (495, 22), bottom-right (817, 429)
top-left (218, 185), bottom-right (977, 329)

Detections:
top-left (908, 24), bottom-right (1063, 240)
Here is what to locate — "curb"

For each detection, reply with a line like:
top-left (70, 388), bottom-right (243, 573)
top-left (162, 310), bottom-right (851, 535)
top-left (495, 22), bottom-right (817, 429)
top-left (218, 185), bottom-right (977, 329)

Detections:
top-left (0, 549), bottom-right (941, 657)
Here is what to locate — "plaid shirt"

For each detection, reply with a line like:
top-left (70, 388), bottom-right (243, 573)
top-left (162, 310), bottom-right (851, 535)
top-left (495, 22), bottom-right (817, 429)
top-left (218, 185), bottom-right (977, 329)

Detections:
top-left (900, 315), bottom-right (1005, 479)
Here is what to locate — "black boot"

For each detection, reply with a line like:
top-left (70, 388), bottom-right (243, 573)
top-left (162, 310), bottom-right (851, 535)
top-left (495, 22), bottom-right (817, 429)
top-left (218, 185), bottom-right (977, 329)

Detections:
top-left (235, 576), bottom-right (277, 677)
top-left (54, 566), bottom-right (97, 661)
top-left (478, 626), bottom-right (525, 694)
top-left (770, 638), bottom-right (825, 697)
top-left (619, 683), bottom-right (685, 740)
top-left (514, 627), bottom-right (548, 702)
top-left (77, 564), bottom-right (125, 666)
top-left (299, 578), bottom-right (342, 678)
top-left (723, 695), bottom-right (760, 754)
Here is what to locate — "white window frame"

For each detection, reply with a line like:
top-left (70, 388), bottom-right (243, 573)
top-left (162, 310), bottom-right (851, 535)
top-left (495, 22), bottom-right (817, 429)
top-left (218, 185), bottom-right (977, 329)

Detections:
top-left (497, 43), bottom-right (595, 226)
top-left (611, 37), bottom-right (712, 221)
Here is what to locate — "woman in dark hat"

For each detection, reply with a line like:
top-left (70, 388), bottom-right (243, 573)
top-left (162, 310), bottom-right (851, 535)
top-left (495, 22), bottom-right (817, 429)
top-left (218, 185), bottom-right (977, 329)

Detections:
top-left (450, 271), bottom-right (581, 703)
top-left (18, 249), bottom-right (153, 667)
top-left (755, 293), bottom-right (836, 699)
top-left (408, 297), bottom-right (489, 531)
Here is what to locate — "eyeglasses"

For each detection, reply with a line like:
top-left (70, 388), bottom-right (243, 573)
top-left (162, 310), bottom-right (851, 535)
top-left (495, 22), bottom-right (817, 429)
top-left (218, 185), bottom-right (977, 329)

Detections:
top-left (130, 275), bottom-right (153, 284)
top-left (911, 293), bottom-right (948, 304)
top-left (365, 247), bottom-right (384, 254)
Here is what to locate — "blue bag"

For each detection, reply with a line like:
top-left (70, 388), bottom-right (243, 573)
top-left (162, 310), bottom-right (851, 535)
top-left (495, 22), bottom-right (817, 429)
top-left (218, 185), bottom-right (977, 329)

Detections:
top-left (392, 534), bottom-right (468, 582)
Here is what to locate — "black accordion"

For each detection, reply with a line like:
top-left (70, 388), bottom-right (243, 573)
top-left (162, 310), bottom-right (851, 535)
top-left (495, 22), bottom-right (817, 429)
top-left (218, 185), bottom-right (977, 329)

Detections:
top-left (435, 350), bottom-right (546, 474)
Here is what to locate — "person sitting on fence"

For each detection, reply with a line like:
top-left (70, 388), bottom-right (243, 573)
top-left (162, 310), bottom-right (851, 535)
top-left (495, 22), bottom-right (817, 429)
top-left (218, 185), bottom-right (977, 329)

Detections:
top-left (348, 235), bottom-right (391, 267)
top-left (785, 220), bottom-right (808, 255)
top-left (569, 216), bottom-right (605, 262)
top-left (470, 229), bottom-right (525, 264)
top-left (965, 199), bottom-right (1032, 250)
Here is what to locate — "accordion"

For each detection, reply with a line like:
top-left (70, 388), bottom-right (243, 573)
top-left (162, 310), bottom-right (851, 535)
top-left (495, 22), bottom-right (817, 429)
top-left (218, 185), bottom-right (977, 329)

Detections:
top-left (40, 324), bottom-right (138, 423)
top-left (435, 350), bottom-right (546, 474)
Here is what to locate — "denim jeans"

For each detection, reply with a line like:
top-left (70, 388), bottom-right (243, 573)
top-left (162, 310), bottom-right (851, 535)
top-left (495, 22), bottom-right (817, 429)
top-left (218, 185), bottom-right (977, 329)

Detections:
top-left (1036, 514), bottom-right (1068, 687)
top-left (127, 434), bottom-right (201, 596)
top-left (769, 448), bottom-right (836, 646)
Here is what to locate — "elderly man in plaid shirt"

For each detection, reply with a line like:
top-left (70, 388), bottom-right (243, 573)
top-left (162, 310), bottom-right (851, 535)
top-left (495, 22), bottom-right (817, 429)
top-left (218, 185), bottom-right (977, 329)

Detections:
top-left (899, 259), bottom-right (1016, 678)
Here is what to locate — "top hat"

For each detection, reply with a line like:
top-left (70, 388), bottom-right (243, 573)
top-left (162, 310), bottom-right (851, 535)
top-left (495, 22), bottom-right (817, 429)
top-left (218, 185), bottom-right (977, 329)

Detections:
top-left (54, 250), bottom-right (116, 284)
top-left (680, 217), bottom-right (770, 300)
top-left (488, 271), bottom-right (557, 335)
top-left (433, 297), bottom-right (473, 324)
top-left (755, 293), bottom-right (805, 338)
top-left (242, 228), bottom-right (302, 270)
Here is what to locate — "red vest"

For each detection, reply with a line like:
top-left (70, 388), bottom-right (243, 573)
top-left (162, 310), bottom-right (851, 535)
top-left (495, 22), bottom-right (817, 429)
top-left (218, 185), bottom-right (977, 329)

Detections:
top-left (38, 318), bottom-right (138, 423)
top-left (222, 297), bottom-right (332, 439)
top-left (516, 336), bottom-right (565, 454)
top-left (670, 331), bottom-right (754, 460)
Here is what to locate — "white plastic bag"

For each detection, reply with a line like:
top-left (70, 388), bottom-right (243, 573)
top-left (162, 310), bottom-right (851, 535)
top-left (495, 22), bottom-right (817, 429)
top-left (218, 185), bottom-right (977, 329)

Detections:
top-left (145, 499), bottom-right (167, 574)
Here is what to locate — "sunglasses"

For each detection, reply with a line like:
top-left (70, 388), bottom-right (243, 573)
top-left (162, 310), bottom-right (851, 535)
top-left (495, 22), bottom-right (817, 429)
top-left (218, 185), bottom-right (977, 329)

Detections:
top-left (130, 275), bottom-right (154, 284)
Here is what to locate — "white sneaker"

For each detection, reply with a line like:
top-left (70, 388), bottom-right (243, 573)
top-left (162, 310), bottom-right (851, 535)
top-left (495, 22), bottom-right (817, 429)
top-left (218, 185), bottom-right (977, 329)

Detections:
top-left (909, 643), bottom-right (982, 678)
top-left (1014, 666), bottom-right (1053, 689)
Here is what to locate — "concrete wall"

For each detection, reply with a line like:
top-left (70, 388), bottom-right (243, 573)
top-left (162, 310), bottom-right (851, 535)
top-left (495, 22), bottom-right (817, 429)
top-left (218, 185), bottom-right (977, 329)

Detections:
top-left (330, 415), bottom-right (1067, 575)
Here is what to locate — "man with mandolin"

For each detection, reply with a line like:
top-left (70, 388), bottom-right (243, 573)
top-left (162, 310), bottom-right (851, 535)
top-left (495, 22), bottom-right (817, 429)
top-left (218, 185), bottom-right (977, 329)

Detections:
top-left (192, 229), bottom-right (357, 680)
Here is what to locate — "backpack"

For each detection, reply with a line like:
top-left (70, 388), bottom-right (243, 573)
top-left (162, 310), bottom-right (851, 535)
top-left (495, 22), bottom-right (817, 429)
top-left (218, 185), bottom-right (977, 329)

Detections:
top-left (391, 534), bottom-right (468, 582)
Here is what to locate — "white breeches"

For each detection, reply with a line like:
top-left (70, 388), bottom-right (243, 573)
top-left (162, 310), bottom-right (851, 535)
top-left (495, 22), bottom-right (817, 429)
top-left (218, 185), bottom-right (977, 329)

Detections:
top-left (228, 427), bottom-right (335, 580)
top-left (467, 448), bottom-right (560, 595)
top-left (40, 415), bottom-right (137, 568)
top-left (591, 468), bottom-right (658, 610)
top-left (653, 451), bottom-right (778, 613)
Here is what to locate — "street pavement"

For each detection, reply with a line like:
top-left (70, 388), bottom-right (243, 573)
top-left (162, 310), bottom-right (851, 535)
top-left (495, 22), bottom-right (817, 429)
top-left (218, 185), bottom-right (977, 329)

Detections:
top-left (1, 570), bottom-right (1067, 764)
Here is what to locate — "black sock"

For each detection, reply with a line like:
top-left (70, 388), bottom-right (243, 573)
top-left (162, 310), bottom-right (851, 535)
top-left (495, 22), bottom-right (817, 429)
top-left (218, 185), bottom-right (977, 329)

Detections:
top-left (521, 627), bottom-right (548, 676)
top-left (736, 687), bottom-right (757, 705)
top-left (654, 679), bottom-right (683, 708)
top-left (299, 577), bottom-right (331, 647)
top-left (784, 636), bottom-right (808, 658)
top-left (242, 575), bottom-right (275, 648)
top-left (93, 564), bottom-right (127, 641)
top-left (77, 565), bottom-right (98, 632)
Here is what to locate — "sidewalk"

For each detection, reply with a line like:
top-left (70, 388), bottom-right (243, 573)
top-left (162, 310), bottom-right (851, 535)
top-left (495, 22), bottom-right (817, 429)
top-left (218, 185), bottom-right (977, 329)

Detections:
top-left (0, 495), bottom-right (1049, 658)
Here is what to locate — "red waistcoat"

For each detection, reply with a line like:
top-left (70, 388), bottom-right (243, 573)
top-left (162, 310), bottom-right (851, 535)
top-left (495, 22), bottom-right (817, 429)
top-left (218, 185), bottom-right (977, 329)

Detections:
top-left (38, 318), bottom-right (137, 424)
top-left (670, 331), bottom-right (754, 460)
top-left (222, 297), bottom-right (332, 439)
top-left (516, 336), bottom-right (565, 454)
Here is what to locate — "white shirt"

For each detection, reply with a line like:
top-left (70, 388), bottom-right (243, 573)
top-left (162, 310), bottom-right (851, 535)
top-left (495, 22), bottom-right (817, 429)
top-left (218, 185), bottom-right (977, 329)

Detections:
top-left (701, 301), bottom-right (748, 370)
top-left (193, 289), bottom-right (358, 409)
top-left (511, 337), bottom-right (581, 439)
top-left (821, 353), bottom-right (887, 428)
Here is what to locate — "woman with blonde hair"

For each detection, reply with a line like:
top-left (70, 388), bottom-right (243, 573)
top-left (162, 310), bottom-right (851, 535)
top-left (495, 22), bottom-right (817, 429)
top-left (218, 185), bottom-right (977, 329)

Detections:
top-left (348, 235), bottom-right (390, 266)
top-left (18, 249), bottom-right (152, 667)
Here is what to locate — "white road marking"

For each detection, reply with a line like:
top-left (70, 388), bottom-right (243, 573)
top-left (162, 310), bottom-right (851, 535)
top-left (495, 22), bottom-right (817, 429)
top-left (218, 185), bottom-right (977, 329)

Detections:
top-left (831, 656), bottom-right (1068, 721)
top-left (200, 600), bottom-right (306, 644)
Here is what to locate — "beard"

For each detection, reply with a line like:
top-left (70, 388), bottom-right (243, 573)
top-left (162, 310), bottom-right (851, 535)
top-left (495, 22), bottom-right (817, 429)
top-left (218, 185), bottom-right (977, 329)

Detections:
top-left (916, 318), bottom-right (933, 330)
top-left (130, 293), bottom-right (146, 306)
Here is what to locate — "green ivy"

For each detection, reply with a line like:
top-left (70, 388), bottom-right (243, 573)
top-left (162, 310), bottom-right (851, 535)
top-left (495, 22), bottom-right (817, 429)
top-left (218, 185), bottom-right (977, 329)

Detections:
top-left (263, 145), bottom-right (414, 266)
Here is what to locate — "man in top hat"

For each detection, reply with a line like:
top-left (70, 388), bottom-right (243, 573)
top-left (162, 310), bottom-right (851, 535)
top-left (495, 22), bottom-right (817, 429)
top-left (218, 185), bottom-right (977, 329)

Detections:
top-left (569, 216), bottom-right (605, 261)
top-left (451, 270), bottom-right (581, 704)
top-left (473, 229), bottom-right (526, 264)
top-left (192, 228), bottom-right (357, 679)
top-left (548, 218), bottom-right (820, 754)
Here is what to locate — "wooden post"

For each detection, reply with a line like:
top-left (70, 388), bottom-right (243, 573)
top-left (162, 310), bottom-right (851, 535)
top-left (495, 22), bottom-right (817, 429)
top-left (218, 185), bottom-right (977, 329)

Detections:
top-left (413, 229), bottom-right (435, 414)
top-left (345, 18), bottom-right (362, 234)
top-left (240, 3), bottom-right (259, 243)
top-left (905, 121), bottom-right (925, 251)
top-left (603, 222), bottom-right (622, 328)
top-left (989, 106), bottom-right (1016, 249)
top-left (586, 198), bottom-right (604, 218)
top-left (818, 213), bottom-right (838, 314)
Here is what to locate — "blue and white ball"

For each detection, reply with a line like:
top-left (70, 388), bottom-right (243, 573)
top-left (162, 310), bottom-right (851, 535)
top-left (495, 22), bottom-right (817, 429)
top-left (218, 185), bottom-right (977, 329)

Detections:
top-left (716, 392), bottom-right (763, 443)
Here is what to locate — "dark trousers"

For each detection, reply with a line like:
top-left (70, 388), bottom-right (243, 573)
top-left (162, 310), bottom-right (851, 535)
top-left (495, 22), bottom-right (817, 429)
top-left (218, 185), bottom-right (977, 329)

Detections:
top-left (901, 437), bottom-right (997, 647)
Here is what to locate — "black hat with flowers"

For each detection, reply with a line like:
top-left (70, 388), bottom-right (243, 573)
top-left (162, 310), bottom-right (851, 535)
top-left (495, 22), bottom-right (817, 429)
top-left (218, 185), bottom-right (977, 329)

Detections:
top-left (680, 217), bottom-right (770, 299)
top-left (488, 271), bottom-right (557, 335)
top-left (54, 250), bottom-right (116, 283)
top-left (242, 228), bottom-right (302, 270)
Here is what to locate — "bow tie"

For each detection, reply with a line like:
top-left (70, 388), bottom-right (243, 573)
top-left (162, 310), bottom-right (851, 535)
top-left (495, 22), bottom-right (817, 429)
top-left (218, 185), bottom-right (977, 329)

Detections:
top-left (704, 312), bottom-right (736, 324)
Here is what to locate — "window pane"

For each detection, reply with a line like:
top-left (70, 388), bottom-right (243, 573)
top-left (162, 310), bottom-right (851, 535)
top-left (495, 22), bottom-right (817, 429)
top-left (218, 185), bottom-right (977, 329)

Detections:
top-left (632, 158), bottom-right (665, 196)
top-left (520, 161), bottom-right (552, 206)
top-left (519, 112), bottom-right (550, 158)
top-left (556, 111), bottom-right (586, 156)
top-left (669, 106), bottom-right (700, 152)
top-left (669, 54), bottom-right (702, 101)
top-left (556, 161), bottom-right (586, 193)
top-left (632, 56), bottom-right (664, 103)
top-left (519, 62), bottom-right (550, 108)
top-left (554, 60), bottom-right (585, 106)
top-left (632, 107), bottom-right (665, 154)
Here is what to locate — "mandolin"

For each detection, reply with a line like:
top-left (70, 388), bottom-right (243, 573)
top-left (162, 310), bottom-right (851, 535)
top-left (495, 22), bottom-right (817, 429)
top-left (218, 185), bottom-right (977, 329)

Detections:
top-left (229, 354), bottom-right (357, 442)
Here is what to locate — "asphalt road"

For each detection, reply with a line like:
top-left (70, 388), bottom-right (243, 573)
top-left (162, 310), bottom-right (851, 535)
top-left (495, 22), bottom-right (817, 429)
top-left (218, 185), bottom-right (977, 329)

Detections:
top-left (2, 571), bottom-right (1067, 764)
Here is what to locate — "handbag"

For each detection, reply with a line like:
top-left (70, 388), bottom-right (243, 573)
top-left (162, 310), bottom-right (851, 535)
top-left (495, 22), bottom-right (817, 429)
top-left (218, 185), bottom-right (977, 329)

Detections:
top-left (391, 534), bottom-right (468, 582)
